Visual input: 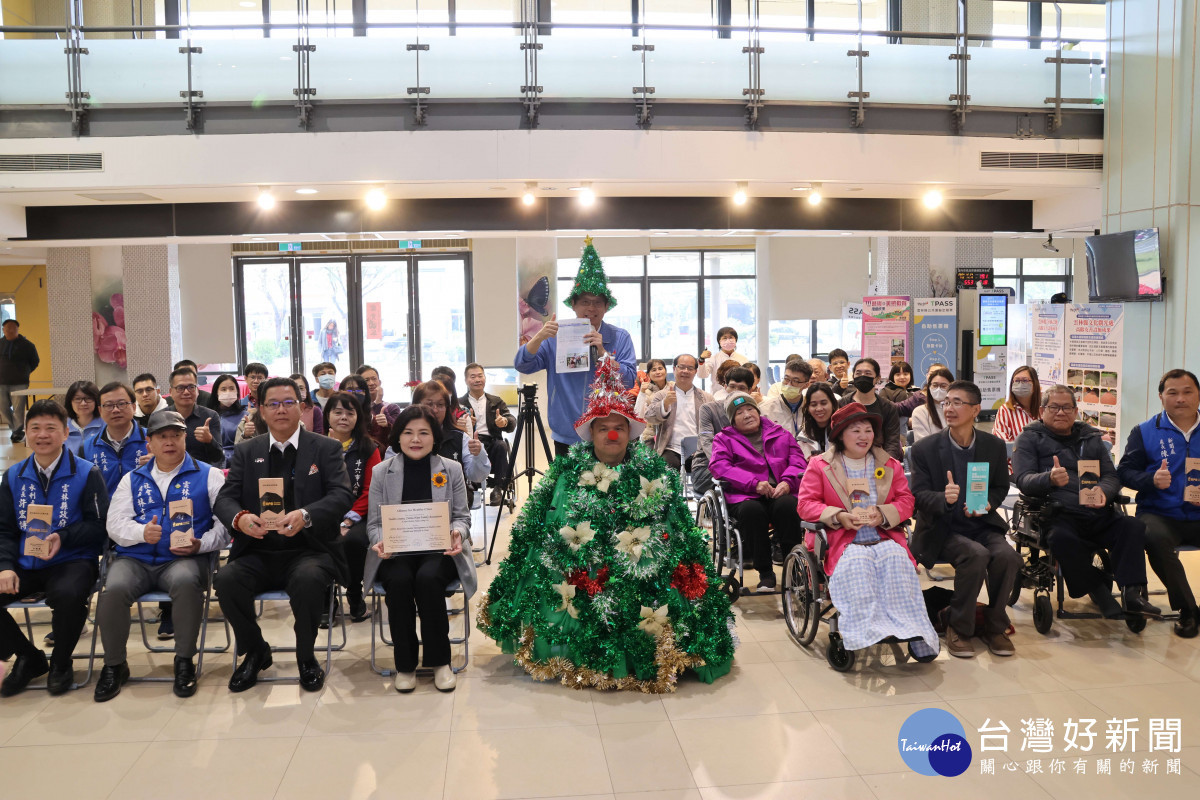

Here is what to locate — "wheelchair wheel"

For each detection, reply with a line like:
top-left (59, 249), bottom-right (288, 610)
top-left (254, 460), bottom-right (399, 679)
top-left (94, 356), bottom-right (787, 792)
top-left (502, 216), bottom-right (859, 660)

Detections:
top-left (1125, 614), bottom-right (1147, 633)
top-left (826, 632), bottom-right (855, 672)
top-left (1008, 582), bottom-right (1023, 607)
top-left (782, 545), bottom-right (820, 647)
top-left (1033, 593), bottom-right (1054, 634)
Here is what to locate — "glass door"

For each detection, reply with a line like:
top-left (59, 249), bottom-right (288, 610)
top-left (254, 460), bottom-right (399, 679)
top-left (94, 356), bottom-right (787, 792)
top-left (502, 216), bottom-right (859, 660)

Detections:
top-left (649, 282), bottom-right (700, 372)
top-left (240, 260), bottom-right (298, 376)
top-left (415, 257), bottom-right (471, 397)
top-left (361, 259), bottom-right (415, 404)
top-left (299, 260), bottom-right (353, 377)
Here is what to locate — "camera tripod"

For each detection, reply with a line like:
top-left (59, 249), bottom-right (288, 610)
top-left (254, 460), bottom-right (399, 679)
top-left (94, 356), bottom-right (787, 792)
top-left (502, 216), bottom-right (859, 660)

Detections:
top-left (485, 382), bottom-right (554, 564)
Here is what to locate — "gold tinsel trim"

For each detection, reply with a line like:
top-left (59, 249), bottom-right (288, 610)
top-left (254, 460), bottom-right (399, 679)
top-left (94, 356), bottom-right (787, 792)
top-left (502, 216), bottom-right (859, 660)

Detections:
top-left (511, 622), bottom-right (705, 694)
top-left (476, 593), bottom-right (492, 631)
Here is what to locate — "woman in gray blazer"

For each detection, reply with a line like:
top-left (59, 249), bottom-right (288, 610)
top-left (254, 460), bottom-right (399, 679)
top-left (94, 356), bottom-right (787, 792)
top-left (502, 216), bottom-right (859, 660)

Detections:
top-left (365, 406), bottom-right (477, 693)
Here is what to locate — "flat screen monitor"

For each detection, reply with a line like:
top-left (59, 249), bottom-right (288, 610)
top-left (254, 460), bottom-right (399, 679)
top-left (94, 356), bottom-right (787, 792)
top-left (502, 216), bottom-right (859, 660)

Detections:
top-left (1084, 228), bottom-right (1164, 302)
top-left (978, 293), bottom-right (1008, 347)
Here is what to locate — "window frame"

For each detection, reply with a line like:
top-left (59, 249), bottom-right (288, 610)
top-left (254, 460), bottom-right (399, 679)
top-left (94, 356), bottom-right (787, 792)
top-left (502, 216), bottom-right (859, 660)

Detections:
top-left (992, 256), bottom-right (1072, 304)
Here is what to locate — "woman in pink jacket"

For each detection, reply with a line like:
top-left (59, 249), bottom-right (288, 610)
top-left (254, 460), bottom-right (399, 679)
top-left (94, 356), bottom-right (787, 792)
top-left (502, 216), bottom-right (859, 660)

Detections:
top-left (797, 403), bottom-right (940, 661)
top-left (710, 392), bottom-right (807, 594)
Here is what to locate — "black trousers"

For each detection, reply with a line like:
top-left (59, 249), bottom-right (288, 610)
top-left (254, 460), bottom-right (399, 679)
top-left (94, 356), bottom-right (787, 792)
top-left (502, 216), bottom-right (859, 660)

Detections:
top-left (728, 495), bottom-right (803, 574)
top-left (339, 521), bottom-right (370, 606)
top-left (478, 435), bottom-right (511, 484)
top-left (214, 550), bottom-right (336, 661)
top-left (377, 553), bottom-right (459, 672)
top-left (1047, 512), bottom-right (1148, 598)
top-left (1142, 514), bottom-right (1200, 613)
top-left (690, 460), bottom-right (714, 496)
top-left (938, 531), bottom-right (1022, 637)
top-left (0, 559), bottom-right (97, 668)
top-left (554, 440), bottom-right (572, 460)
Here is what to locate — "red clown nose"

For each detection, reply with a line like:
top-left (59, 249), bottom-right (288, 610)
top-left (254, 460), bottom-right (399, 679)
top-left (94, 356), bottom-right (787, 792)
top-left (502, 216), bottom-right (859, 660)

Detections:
top-left (607, 430), bottom-right (620, 441)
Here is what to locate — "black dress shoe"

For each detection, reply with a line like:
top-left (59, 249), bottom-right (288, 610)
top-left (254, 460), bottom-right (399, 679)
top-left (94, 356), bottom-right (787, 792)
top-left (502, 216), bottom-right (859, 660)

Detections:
top-left (46, 664), bottom-right (75, 696)
top-left (1122, 584), bottom-right (1162, 617)
top-left (94, 663), bottom-right (130, 702)
top-left (0, 650), bottom-right (49, 697)
top-left (488, 488), bottom-right (504, 506)
top-left (1089, 585), bottom-right (1125, 619)
top-left (318, 602), bottom-right (343, 630)
top-left (298, 659), bottom-right (325, 692)
top-left (173, 656), bottom-right (197, 698)
top-left (348, 598), bottom-right (370, 623)
top-left (228, 643), bottom-right (272, 693)
top-left (1174, 610), bottom-right (1199, 639)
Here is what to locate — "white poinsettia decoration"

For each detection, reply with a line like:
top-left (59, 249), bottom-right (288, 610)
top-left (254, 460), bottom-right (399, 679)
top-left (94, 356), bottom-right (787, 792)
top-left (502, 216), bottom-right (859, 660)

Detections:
top-left (637, 604), bottom-right (670, 637)
top-left (553, 580), bottom-right (579, 619)
top-left (559, 521), bottom-right (596, 552)
top-left (615, 526), bottom-right (652, 563)
top-left (579, 461), bottom-right (621, 493)
top-left (637, 475), bottom-right (665, 504)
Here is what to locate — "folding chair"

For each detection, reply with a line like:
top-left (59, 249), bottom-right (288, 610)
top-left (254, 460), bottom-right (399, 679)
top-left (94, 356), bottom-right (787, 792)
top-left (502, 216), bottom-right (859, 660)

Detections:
top-left (12, 559), bottom-right (105, 691)
top-left (232, 586), bottom-right (346, 681)
top-left (367, 580), bottom-right (470, 677)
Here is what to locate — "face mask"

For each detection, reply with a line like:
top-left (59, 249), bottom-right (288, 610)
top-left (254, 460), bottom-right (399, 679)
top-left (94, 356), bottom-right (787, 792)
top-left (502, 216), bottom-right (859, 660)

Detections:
top-left (780, 384), bottom-right (802, 402)
top-left (298, 389), bottom-right (307, 400)
top-left (1012, 383), bottom-right (1033, 398)
top-left (853, 376), bottom-right (876, 394)
top-left (318, 374), bottom-right (336, 390)
top-left (218, 390), bottom-right (238, 406)
top-left (930, 387), bottom-right (949, 402)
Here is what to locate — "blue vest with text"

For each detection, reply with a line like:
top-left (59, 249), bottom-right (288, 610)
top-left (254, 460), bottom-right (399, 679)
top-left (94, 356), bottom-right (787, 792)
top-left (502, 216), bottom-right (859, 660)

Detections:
top-left (81, 422), bottom-right (149, 496)
top-left (8, 448), bottom-right (99, 571)
top-left (119, 456), bottom-right (215, 565)
top-left (1136, 414), bottom-right (1200, 521)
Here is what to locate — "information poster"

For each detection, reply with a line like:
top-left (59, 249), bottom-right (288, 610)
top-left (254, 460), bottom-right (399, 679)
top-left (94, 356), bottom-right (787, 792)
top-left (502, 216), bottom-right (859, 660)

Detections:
top-left (861, 296), bottom-right (911, 369)
top-left (1029, 304), bottom-right (1066, 387)
top-left (912, 298), bottom-right (958, 378)
top-left (365, 302), bottom-right (383, 340)
top-left (1064, 303), bottom-right (1124, 448)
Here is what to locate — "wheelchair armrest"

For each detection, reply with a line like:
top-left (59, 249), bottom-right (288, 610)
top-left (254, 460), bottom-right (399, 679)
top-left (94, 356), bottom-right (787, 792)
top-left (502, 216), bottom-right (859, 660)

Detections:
top-left (1112, 494), bottom-right (1133, 506)
top-left (801, 521), bottom-right (824, 533)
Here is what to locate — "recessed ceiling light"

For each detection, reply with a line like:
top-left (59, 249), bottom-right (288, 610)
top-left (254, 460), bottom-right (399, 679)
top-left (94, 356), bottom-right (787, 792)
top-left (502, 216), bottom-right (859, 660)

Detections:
top-left (252, 237), bottom-right (264, 241)
top-left (576, 184), bottom-right (595, 207)
top-left (256, 189), bottom-right (275, 210)
top-left (846, 187), bottom-right (864, 192)
top-left (791, 184), bottom-right (812, 192)
top-left (365, 188), bottom-right (387, 211)
top-left (295, 188), bottom-right (318, 195)
top-left (923, 189), bottom-right (944, 209)
top-left (732, 183), bottom-right (748, 206)
top-left (489, 186), bottom-right (506, 191)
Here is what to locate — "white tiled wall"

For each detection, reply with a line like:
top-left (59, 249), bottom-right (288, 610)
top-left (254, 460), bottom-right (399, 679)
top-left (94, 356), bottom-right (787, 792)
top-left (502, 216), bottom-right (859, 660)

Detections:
top-left (46, 248), bottom-right (96, 388)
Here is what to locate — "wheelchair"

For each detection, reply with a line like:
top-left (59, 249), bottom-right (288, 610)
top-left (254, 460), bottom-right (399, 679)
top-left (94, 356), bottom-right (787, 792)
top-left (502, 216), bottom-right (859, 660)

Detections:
top-left (1007, 494), bottom-right (1146, 635)
top-left (781, 522), bottom-right (935, 672)
top-left (695, 481), bottom-right (746, 599)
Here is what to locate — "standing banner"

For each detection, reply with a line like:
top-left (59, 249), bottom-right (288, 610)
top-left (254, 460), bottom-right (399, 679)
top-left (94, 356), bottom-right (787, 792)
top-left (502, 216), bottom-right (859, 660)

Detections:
top-left (861, 296), bottom-right (911, 369)
top-left (912, 298), bottom-right (957, 378)
top-left (1006, 304), bottom-right (1029, 382)
top-left (1065, 304), bottom-right (1124, 448)
top-left (1029, 303), bottom-right (1066, 388)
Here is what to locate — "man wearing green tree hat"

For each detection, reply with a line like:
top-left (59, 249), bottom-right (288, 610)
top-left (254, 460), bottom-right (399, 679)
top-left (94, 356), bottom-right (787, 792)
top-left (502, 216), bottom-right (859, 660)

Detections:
top-left (515, 238), bottom-right (637, 457)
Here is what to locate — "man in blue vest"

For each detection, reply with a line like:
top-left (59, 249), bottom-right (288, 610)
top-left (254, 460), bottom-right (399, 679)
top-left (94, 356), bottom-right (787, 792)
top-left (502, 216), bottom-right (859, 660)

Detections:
top-left (1119, 368), bottom-right (1200, 638)
top-left (0, 399), bottom-right (108, 697)
top-left (80, 381), bottom-right (150, 496)
top-left (94, 410), bottom-right (229, 701)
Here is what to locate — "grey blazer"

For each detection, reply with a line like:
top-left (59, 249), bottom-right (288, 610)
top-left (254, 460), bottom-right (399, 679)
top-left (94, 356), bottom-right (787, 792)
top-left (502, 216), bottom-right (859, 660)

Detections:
top-left (363, 454), bottom-right (478, 599)
top-left (644, 386), bottom-right (715, 456)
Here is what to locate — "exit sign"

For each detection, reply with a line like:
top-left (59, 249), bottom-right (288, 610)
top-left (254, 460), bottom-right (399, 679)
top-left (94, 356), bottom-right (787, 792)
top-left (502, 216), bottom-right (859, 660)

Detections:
top-left (278, 242), bottom-right (302, 252)
top-left (400, 239), bottom-right (423, 249)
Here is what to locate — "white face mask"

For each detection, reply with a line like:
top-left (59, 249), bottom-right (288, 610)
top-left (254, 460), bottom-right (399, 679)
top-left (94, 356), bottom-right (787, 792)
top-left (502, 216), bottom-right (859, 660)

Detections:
top-left (218, 390), bottom-right (238, 406)
top-left (930, 387), bottom-right (949, 402)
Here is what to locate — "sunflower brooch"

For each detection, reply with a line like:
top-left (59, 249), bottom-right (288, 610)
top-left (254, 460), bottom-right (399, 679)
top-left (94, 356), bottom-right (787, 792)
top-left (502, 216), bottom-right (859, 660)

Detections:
top-left (874, 467), bottom-right (886, 479)
top-left (432, 472), bottom-right (448, 488)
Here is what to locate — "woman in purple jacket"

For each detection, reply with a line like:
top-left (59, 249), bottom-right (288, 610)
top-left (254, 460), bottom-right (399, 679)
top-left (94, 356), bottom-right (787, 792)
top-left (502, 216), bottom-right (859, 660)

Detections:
top-left (710, 392), bottom-right (808, 593)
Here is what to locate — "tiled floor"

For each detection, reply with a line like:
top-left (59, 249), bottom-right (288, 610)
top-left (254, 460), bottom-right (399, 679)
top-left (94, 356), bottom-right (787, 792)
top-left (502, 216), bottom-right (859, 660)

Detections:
top-left (3, 439), bottom-right (1200, 799)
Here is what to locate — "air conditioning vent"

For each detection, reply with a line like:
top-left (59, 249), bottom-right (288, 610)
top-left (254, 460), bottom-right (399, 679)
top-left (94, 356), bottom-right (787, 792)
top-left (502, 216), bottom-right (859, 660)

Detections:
top-left (232, 238), bottom-right (471, 254)
top-left (980, 152), bottom-right (1102, 170)
top-left (0, 152), bottom-right (103, 173)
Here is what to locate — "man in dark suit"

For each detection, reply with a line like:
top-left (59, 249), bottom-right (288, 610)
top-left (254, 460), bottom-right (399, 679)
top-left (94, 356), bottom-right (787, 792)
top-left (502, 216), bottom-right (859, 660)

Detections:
top-left (910, 380), bottom-right (1020, 659)
top-left (213, 377), bottom-right (355, 692)
top-left (463, 363), bottom-right (517, 506)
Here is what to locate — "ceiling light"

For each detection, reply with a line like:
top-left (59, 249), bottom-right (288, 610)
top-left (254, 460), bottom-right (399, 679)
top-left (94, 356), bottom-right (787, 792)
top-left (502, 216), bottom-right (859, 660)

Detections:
top-left (806, 183), bottom-right (823, 206)
top-left (256, 189), bottom-right (275, 210)
top-left (295, 188), bottom-right (317, 195)
top-left (365, 188), bottom-right (387, 211)
top-left (577, 184), bottom-right (595, 207)
top-left (1042, 233), bottom-right (1060, 253)
top-left (922, 189), bottom-right (943, 209)
top-left (791, 184), bottom-right (812, 192)
top-left (522, 183), bottom-right (537, 206)
top-left (732, 183), bottom-right (748, 206)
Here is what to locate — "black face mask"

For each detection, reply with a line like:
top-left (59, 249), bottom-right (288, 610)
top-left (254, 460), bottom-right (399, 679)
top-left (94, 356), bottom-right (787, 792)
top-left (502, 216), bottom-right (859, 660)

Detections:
top-left (853, 376), bottom-right (876, 394)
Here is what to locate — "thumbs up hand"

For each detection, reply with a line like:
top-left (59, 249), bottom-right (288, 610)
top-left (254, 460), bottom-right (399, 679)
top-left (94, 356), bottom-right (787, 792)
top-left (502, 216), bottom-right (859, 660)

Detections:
top-left (244, 416), bottom-right (256, 437)
top-left (944, 470), bottom-right (960, 506)
top-left (144, 515), bottom-right (162, 545)
top-left (494, 408), bottom-right (507, 429)
top-left (1050, 455), bottom-right (1070, 488)
top-left (1154, 458), bottom-right (1173, 490)
top-left (195, 417), bottom-right (213, 443)
top-left (467, 427), bottom-right (482, 456)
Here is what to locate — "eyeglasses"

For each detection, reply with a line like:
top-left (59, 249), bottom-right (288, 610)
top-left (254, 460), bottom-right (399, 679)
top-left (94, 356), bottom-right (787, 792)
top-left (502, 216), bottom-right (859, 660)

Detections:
top-left (943, 398), bottom-right (977, 409)
top-left (133, 387), bottom-right (158, 395)
top-left (781, 377), bottom-right (810, 387)
top-left (173, 384), bottom-right (198, 394)
top-left (344, 389), bottom-right (366, 396)
top-left (1011, 380), bottom-right (1034, 386)
top-left (101, 401), bottom-right (132, 411)
top-left (674, 365), bottom-right (697, 373)
top-left (263, 400), bottom-right (299, 411)
top-left (1045, 404), bottom-right (1076, 415)
top-left (71, 397), bottom-right (94, 405)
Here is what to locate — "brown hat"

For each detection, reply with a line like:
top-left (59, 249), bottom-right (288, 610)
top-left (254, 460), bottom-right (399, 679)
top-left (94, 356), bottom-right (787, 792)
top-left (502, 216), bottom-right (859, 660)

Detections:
top-left (829, 402), bottom-right (882, 443)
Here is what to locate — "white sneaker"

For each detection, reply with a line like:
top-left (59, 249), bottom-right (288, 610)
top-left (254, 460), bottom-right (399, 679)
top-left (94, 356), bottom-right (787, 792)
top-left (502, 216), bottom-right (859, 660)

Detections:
top-left (433, 664), bottom-right (457, 692)
top-left (393, 671), bottom-right (417, 693)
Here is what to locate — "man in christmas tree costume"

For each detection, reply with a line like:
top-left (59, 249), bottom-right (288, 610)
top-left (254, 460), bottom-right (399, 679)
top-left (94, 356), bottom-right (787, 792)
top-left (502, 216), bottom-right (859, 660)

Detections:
top-left (480, 356), bottom-right (735, 691)
top-left (514, 238), bottom-right (637, 457)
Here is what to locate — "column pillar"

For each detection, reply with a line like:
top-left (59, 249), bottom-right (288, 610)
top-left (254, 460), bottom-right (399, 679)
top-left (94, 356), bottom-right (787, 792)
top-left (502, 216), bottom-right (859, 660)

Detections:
top-left (121, 245), bottom-right (183, 381)
top-left (45, 247), bottom-right (96, 387)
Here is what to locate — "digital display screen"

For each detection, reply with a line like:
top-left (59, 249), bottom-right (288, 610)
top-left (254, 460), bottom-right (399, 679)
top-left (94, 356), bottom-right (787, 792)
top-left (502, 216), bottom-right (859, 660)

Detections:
top-left (978, 293), bottom-right (1008, 347)
top-left (956, 267), bottom-right (993, 290)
